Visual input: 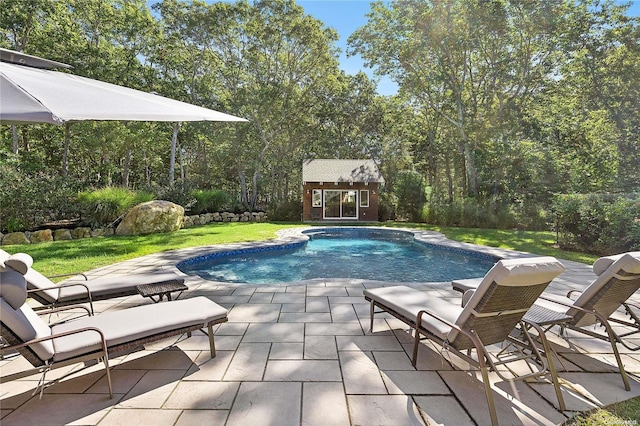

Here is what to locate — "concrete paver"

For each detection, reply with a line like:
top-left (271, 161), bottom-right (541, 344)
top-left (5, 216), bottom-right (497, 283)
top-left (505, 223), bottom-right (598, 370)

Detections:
top-left (2, 226), bottom-right (640, 425)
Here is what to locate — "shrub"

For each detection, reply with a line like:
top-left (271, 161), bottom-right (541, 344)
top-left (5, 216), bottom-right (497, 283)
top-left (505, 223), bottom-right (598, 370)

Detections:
top-left (192, 189), bottom-right (232, 214)
top-left (553, 193), bottom-right (640, 255)
top-left (394, 170), bottom-right (427, 222)
top-left (78, 187), bottom-right (154, 227)
top-left (269, 200), bottom-right (302, 221)
top-left (0, 159), bottom-right (82, 232)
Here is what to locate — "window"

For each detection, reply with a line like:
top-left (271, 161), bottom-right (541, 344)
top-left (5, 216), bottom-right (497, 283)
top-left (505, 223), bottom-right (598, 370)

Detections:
top-left (360, 190), bottom-right (369, 207)
top-left (312, 189), bottom-right (322, 207)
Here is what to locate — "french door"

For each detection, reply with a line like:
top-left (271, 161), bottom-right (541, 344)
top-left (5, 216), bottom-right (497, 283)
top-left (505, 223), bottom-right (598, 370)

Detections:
top-left (324, 190), bottom-right (357, 219)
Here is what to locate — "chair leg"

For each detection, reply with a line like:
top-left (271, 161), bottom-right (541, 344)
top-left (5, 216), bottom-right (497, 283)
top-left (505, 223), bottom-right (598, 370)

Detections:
top-left (207, 323), bottom-right (216, 358)
top-left (479, 365), bottom-right (499, 426)
top-left (369, 301), bottom-right (375, 333)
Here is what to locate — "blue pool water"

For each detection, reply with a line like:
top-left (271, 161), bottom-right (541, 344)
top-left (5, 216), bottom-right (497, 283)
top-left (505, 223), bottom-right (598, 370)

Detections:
top-left (178, 228), bottom-right (497, 284)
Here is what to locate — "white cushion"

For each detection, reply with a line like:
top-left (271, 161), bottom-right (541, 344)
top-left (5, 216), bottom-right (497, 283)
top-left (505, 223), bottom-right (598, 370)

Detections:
top-left (4, 253), bottom-right (34, 275)
top-left (51, 296), bottom-right (227, 361)
top-left (592, 252), bottom-right (640, 276)
top-left (0, 269), bottom-right (28, 309)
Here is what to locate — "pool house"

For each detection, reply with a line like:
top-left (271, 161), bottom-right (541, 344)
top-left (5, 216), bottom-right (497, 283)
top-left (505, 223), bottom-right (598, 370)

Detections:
top-left (302, 159), bottom-right (384, 222)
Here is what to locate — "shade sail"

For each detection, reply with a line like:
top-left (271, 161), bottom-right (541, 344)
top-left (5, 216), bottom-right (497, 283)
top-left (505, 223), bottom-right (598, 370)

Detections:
top-left (0, 61), bottom-right (247, 125)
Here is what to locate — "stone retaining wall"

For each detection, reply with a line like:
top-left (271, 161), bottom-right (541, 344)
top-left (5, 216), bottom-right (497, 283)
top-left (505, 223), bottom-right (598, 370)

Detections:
top-left (0, 211), bottom-right (268, 246)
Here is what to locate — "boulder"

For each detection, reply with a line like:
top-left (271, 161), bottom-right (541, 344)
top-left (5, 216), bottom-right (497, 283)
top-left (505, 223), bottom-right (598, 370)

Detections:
top-left (72, 227), bottom-right (91, 239)
top-left (116, 200), bottom-right (184, 236)
top-left (1, 232), bottom-right (30, 245)
top-left (53, 229), bottom-right (73, 241)
top-left (31, 229), bottom-right (53, 243)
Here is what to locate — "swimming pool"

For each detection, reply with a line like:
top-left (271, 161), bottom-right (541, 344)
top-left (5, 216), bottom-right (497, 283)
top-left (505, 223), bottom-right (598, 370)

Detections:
top-left (178, 227), bottom-right (498, 285)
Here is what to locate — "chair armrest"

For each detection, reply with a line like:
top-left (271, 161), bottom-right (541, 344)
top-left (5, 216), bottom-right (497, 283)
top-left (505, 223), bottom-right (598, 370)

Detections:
top-left (47, 272), bottom-right (88, 280)
top-left (0, 326), bottom-right (107, 357)
top-left (28, 283), bottom-right (94, 314)
top-left (36, 305), bottom-right (93, 322)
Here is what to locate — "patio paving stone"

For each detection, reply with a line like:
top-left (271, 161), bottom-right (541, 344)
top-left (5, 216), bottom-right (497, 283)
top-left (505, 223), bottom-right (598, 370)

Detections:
top-left (174, 409), bottom-right (229, 425)
top-left (4, 228), bottom-right (640, 425)
top-left (98, 408), bottom-right (182, 426)
top-left (117, 369), bottom-right (184, 409)
top-left (270, 342), bottom-right (304, 359)
top-left (164, 381), bottom-right (239, 409)
top-left (339, 351), bottom-right (388, 394)
top-left (304, 335), bottom-right (338, 359)
top-left (301, 382), bottom-right (350, 426)
top-left (414, 395), bottom-right (475, 426)
top-left (242, 322), bottom-right (305, 342)
top-left (347, 395), bottom-right (424, 426)
top-left (226, 382), bottom-right (301, 426)
top-left (263, 360), bottom-right (342, 381)
top-left (223, 342), bottom-right (270, 381)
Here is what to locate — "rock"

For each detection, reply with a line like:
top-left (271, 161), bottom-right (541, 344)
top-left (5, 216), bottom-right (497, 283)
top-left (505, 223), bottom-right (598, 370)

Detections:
top-left (53, 229), bottom-right (73, 241)
top-left (31, 229), bottom-right (53, 243)
top-left (116, 200), bottom-right (184, 236)
top-left (1, 232), bottom-right (30, 245)
top-left (72, 227), bottom-right (91, 239)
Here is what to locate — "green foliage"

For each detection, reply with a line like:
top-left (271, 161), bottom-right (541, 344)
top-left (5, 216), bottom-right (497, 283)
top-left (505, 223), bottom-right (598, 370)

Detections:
top-left (394, 170), bottom-right (427, 222)
top-left (78, 187), bottom-right (154, 227)
top-left (150, 183), bottom-right (197, 211)
top-left (553, 193), bottom-right (640, 255)
top-left (0, 158), bottom-right (82, 232)
top-left (192, 189), bottom-right (232, 214)
top-left (269, 200), bottom-right (302, 221)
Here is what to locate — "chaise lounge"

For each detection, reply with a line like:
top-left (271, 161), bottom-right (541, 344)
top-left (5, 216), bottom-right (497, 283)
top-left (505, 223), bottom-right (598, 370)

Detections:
top-left (0, 265), bottom-right (227, 398)
top-left (364, 256), bottom-right (566, 425)
top-left (0, 248), bottom-right (185, 313)
top-left (453, 251), bottom-right (640, 391)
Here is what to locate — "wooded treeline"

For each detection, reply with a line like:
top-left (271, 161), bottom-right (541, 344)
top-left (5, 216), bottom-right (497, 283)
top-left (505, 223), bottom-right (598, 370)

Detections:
top-left (1, 0), bottom-right (638, 236)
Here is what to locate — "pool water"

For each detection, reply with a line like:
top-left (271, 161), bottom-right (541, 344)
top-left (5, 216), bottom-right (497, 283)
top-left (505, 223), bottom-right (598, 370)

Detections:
top-left (179, 228), bottom-right (497, 285)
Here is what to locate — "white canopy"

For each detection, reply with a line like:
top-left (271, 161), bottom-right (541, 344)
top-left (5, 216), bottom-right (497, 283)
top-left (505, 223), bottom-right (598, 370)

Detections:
top-left (0, 61), bottom-right (247, 125)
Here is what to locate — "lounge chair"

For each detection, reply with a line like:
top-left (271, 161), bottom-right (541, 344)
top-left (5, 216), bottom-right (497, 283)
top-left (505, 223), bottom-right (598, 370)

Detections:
top-left (364, 257), bottom-right (566, 425)
top-left (0, 248), bottom-right (185, 313)
top-left (453, 252), bottom-right (640, 391)
top-left (0, 267), bottom-right (227, 398)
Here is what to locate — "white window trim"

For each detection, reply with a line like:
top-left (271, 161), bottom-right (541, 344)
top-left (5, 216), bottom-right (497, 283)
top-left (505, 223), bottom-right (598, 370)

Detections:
top-left (360, 190), bottom-right (369, 208)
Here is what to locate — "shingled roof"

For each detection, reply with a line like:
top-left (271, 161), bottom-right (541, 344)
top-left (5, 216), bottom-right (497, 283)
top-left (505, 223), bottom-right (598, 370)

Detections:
top-left (302, 159), bottom-right (384, 183)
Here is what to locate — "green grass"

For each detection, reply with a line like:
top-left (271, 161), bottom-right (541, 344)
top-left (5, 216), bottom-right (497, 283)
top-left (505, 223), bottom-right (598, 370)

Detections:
top-left (2, 222), bottom-right (305, 278)
top-left (2, 221), bottom-right (599, 278)
top-left (1, 220), bottom-right (637, 421)
top-left (563, 397), bottom-right (640, 425)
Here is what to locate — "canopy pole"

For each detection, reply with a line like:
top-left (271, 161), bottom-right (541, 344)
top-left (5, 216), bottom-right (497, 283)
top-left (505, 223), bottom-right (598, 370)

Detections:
top-left (169, 122), bottom-right (181, 186)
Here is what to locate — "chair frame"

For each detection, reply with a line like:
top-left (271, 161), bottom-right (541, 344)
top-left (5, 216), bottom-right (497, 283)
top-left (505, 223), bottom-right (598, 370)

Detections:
top-left (366, 286), bottom-right (567, 426)
top-left (0, 304), bottom-right (227, 398)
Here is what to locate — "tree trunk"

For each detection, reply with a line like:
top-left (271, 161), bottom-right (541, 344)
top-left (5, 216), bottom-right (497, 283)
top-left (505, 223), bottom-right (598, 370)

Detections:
top-left (122, 148), bottom-right (131, 188)
top-left (12, 125), bottom-right (18, 154)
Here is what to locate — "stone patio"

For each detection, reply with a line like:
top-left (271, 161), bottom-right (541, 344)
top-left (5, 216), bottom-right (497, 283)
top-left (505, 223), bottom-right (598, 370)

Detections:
top-left (2, 228), bottom-right (640, 425)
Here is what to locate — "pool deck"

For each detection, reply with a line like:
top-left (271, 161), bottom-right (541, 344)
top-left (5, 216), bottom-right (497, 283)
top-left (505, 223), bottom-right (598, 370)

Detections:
top-left (2, 228), bottom-right (640, 425)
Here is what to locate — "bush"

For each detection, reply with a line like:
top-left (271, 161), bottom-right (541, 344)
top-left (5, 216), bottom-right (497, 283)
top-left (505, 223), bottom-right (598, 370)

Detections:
top-left (394, 170), bottom-right (427, 222)
top-left (78, 187), bottom-right (154, 227)
top-left (269, 200), bottom-right (302, 221)
top-left (0, 159), bottom-right (82, 232)
top-left (192, 189), bottom-right (232, 214)
top-left (553, 193), bottom-right (640, 255)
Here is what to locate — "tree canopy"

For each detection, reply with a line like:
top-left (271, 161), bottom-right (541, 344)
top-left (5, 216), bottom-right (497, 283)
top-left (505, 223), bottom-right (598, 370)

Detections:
top-left (1, 0), bottom-right (638, 234)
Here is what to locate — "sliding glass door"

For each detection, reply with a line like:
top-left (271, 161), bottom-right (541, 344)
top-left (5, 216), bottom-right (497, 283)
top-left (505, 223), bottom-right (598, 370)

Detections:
top-left (324, 190), bottom-right (357, 219)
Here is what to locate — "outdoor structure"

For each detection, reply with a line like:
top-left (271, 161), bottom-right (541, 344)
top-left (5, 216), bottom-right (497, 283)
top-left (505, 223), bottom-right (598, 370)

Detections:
top-left (302, 159), bottom-right (384, 222)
